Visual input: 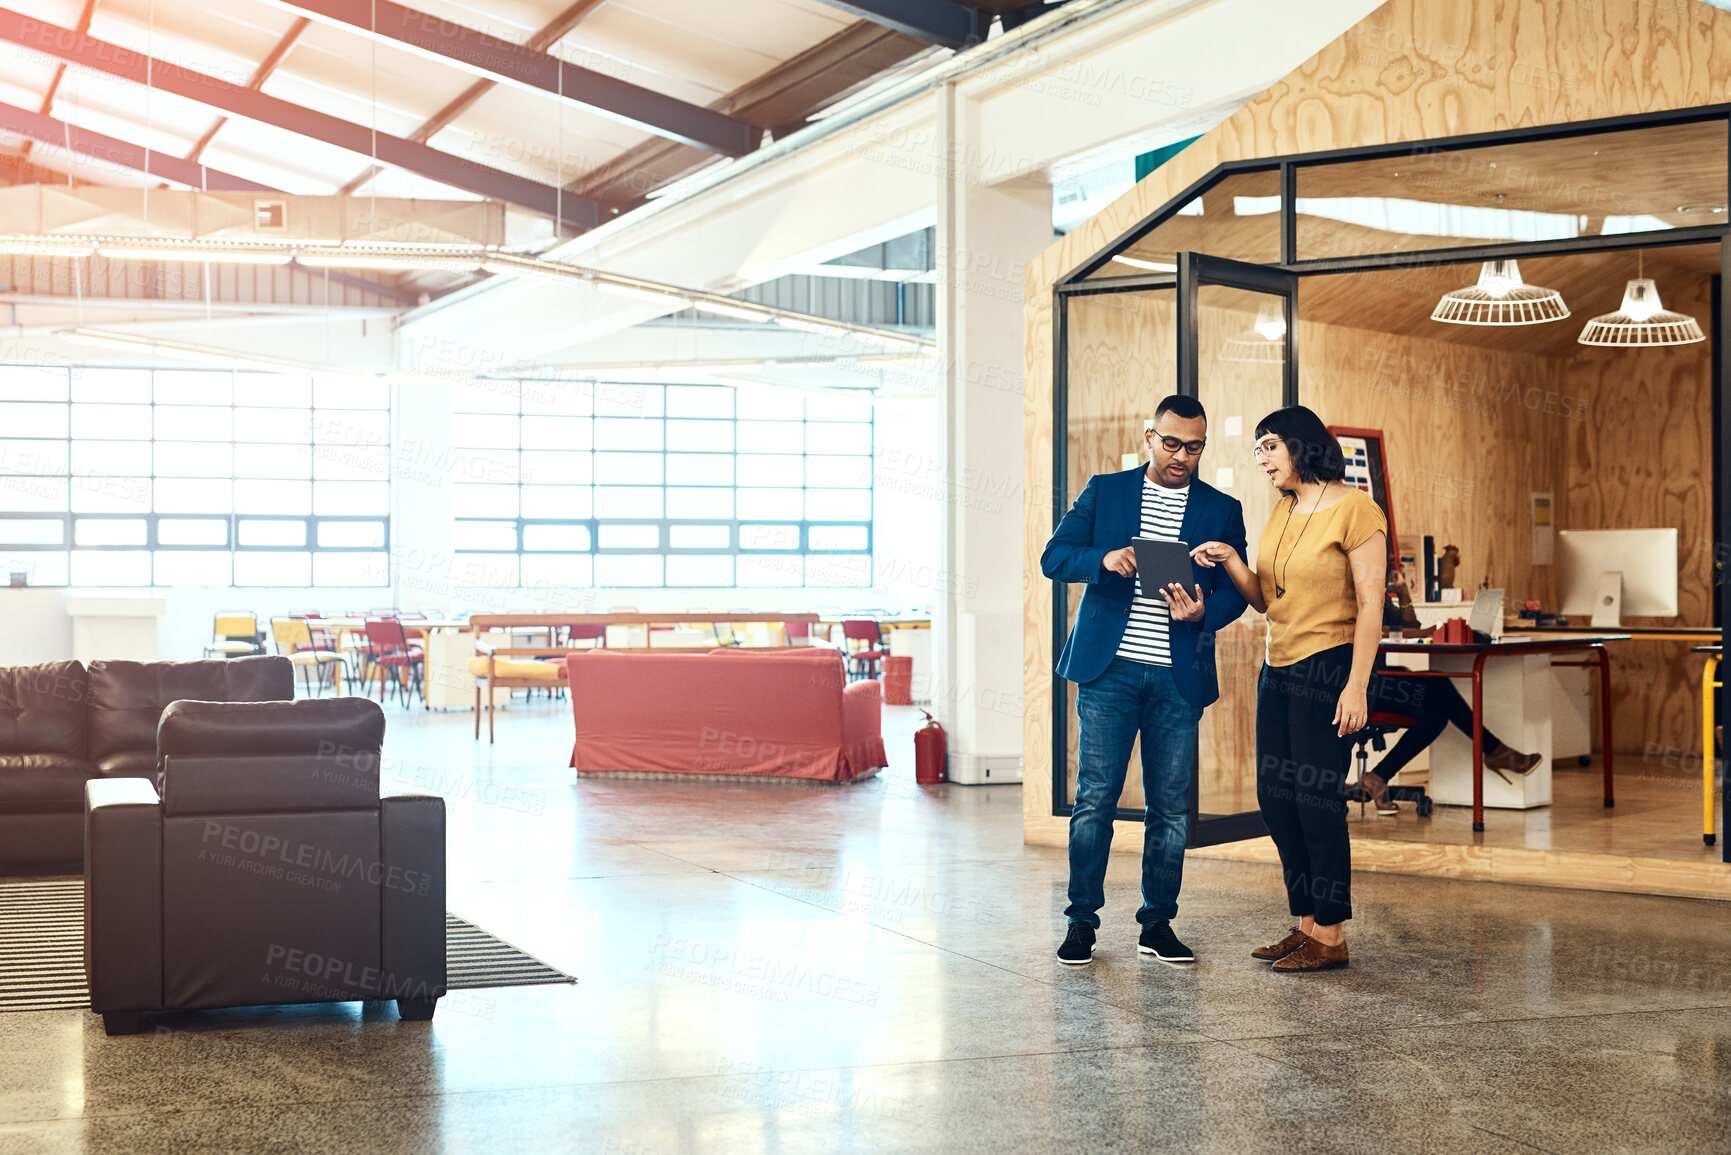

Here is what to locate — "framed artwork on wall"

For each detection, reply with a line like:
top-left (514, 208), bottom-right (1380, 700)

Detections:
top-left (1328, 425), bottom-right (1399, 569)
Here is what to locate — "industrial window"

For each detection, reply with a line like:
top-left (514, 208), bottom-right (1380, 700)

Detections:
top-left (0, 366), bottom-right (390, 587)
top-left (450, 379), bottom-right (873, 589)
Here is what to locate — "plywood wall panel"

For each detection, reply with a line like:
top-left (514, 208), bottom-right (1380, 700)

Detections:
top-left (1561, 275), bottom-right (1714, 754)
top-left (1302, 318), bottom-right (1569, 602)
top-left (1023, 290), bottom-right (1055, 822)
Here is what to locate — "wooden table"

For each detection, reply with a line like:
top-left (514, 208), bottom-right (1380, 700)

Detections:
top-left (468, 612), bottom-right (821, 652)
top-left (1379, 633), bottom-right (1625, 832)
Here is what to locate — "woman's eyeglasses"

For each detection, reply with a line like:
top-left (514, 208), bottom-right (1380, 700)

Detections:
top-left (1251, 439), bottom-right (1283, 458)
top-left (1156, 435), bottom-right (1207, 456)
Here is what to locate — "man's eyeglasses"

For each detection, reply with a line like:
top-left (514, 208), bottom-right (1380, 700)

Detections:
top-left (1155, 435), bottom-right (1207, 456)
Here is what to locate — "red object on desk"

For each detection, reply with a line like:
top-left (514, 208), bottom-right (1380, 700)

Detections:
top-left (1437, 618), bottom-right (1473, 645)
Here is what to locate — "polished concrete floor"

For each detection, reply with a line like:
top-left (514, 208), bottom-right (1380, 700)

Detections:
top-left (4, 697), bottom-right (1731, 1153)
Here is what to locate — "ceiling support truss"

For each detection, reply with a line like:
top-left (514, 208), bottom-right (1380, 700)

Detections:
top-left (811, 0), bottom-right (991, 50)
top-left (0, 9), bottom-right (603, 231)
top-left (0, 100), bottom-right (273, 191)
top-left (275, 0), bottom-right (756, 156)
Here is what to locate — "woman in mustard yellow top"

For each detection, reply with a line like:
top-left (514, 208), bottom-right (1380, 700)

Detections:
top-left (1189, 406), bottom-right (1386, 972)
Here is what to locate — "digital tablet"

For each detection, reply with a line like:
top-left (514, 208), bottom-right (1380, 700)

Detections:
top-left (1132, 537), bottom-right (1195, 601)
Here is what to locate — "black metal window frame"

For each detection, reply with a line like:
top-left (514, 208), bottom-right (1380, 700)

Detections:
top-left (0, 364), bottom-right (392, 588)
top-left (449, 379), bottom-right (875, 589)
top-left (1048, 106), bottom-right (1731, 865)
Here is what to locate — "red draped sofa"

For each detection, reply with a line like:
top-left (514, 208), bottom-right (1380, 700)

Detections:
top-left (565, 648), bottom-right (886, 782)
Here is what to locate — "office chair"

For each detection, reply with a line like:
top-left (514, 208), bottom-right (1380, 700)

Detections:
top-left (1347, 711), bottom-right (1433, 817)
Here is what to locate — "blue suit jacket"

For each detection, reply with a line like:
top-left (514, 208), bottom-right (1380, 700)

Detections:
top-left (1041, 467), bottom-right (1250, 707)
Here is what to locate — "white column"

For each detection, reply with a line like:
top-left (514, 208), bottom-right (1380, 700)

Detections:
top-left (933, 82), bottom-right (1051, 784)
top-left (389, 379), bottom-right (455, 614)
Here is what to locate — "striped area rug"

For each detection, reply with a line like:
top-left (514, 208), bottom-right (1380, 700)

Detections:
top-left (445, 915), bottom-right (574, 990)
top-left (0, 879), bottom-right (86, 1012)
top-left (0, 878), bottom-right (573, 1013)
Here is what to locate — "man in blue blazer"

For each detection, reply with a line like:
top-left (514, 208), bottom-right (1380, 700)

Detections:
top-left (1041, 394), bottom-right (1249, 966)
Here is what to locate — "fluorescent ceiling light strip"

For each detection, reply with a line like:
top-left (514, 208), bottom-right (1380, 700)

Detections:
top-left (60, 328), bottom-right (155, 353)
top-left (480, 257), bottom-right (582, 281)
top-left (58, 328), bottom-right (315, 372)
top-left (689, 299), bottom-right (774, 323)
top-left (298, 250), bottom-right (484, 271)
top-left (589, 279), bottom-right (688, 305)
top-left (0, 236), bottom-right (96, 257)
top-left (99, 246), bottom-right (292, 265)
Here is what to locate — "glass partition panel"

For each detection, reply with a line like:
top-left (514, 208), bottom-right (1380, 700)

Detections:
top-left (1060, 288), bottom-right (1178, 810)
top-left (1089, 169), bottom-right (1281, 279)
top-left (1193, 283), bottom-right (1286, 820)
top-left (1296, 119), bottom-right (1729, 259)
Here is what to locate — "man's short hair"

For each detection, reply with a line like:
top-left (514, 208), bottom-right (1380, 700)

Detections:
top-left (1153, 394), bottom-right (1207, 424)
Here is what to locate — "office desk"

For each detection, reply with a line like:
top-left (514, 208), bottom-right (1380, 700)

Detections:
top-left (1508, 625), bottom-right (1720, 644)
top-left (1697, 644), bottom-right (1722, 846)
top-left (1379, 634), bottom-right (1625, 832)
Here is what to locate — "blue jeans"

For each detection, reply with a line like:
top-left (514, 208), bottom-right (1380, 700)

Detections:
top-left (1066, 656), bottom-right (1203, 929)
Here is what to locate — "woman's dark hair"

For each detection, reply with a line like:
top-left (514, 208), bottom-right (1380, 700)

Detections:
top-left (1254, 405), bottom-right (1346, 486)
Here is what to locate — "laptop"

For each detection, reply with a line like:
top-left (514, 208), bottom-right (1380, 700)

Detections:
top-left (1468, 589), bottom-right (1504, 639)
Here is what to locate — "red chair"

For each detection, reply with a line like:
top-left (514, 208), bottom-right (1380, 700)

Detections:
top-left (567, 624), bottom-right (606, 649)
top-left (840, 619), bottom-right (887, 682)
top-left (785, 620), bottom-right (812, 647)
top-left (364, 617), bottom-right (425, 707)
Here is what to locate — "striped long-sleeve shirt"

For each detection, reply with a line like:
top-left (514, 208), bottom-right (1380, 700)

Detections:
top-left (1114, 475), bottom-right (1190, 666)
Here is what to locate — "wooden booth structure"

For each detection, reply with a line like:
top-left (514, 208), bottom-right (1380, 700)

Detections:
top-left (1023, 0), bottom-right (1731, 900)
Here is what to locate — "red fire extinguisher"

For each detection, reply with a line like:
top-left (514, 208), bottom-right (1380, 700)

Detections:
top-left (915, 710), bottom-right (947, 784)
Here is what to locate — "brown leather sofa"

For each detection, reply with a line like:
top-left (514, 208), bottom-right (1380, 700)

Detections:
top-left (0, 656), bottom-right (293, 866)
top-left (85, 697), bottom-right (446, 1035)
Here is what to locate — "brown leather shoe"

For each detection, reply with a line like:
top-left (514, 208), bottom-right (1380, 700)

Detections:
top-left (1485, 746), bottom-right (1543, 784)
top-left (1251, 927), bottom-right (1309, 962)
top-left (1271, 936), bottom-right (1349, 971)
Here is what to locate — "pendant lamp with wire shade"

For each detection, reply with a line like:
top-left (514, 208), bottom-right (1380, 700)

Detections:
top-left (1221, 301), bottom-right (1287, 363)
top-left (1431, 259), bottom-right (1569, 325)
top-left (1577, 254), bottom-right (1704, 346)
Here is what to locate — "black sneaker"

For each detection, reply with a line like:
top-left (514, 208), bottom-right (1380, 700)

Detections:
top-left (1056, 922), bottom-right (1096, 966)
top-left (1138, 921), bottom-right (1195, 963)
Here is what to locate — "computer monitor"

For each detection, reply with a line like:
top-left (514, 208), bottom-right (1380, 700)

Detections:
top-left (1556, 528), bottom-right (1679, 619)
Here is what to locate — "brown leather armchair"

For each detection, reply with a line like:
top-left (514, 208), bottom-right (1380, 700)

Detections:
top-left (84, 697), bottom-right (446, 1035)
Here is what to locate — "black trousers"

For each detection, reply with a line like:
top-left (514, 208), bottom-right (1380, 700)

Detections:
top-left (1368, 666), bottom-right (1505, 782)
top-left (1256, 645), bottom-right (1354, 927)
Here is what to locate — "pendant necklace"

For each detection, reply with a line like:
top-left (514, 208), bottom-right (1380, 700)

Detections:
top-left (1273, 483), bottom-right (1330, 599)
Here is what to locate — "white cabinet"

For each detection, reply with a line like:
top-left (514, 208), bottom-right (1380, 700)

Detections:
top-left (1427, 651), bottom-right (1553, 810)
top-left (424, 627), bottom-right (509, 711)
top-left (66, 596), bottom-right (166, 663)
top-left (1549, 664), bottom-right (1593, 764)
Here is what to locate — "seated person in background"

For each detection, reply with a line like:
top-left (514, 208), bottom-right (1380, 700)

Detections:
top-left (1351, 566), bottom-right (1543, 814)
